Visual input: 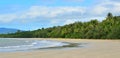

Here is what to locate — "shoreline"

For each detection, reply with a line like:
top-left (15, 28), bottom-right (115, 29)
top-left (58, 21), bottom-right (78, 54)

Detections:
top-left (0, 38), bottom-right (120, 58)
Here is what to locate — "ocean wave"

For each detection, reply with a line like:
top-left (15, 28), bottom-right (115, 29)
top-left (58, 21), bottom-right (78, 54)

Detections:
top-left (0, 40), bottom-right (69, 52)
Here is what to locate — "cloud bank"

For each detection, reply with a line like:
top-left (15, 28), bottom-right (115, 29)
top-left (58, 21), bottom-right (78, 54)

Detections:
top-left (0, 0), bottom-right (120, 28)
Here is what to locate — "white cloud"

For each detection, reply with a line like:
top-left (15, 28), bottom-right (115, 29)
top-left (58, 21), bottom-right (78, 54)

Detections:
top-left (0, 14), bottom-right (17, 23)
top-left (0, 6), bottom-right (85, 24)
top-left (64, 19), bottom-right (77, 24)
top-left (0, 0), bottom-right (120, 25)
top-left (110, 0), bottom-right (120, 2)
top-left (40, 0), bottom-right (84, 2)
top-left (63, 0), bottom-right (84, 2)
top-left (20, 6), bottom-right (49, 19)
top-left (51, 19), bottom-right (60, 24)
top-left (90, 5), bottom-right (108, 16)
top-left (22, 6), bottom-right (85, 18)
top-left (86, 0), bottom-right (120, 17)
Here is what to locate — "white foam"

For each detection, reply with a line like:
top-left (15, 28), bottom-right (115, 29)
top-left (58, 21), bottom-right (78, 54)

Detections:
top-left (0, 40), bottom-right (69, 52)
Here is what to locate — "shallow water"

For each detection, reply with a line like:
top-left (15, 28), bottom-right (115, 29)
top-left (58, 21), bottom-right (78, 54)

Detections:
top-left (0, 38), bottom-right (82, 52)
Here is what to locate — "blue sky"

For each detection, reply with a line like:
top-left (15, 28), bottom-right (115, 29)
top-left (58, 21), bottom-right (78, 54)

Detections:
top-left (0, 0), bottom-right (120, 30)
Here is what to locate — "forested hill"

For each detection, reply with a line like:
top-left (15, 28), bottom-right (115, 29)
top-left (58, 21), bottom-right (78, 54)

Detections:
top-left (0, 13), bottom-right (120, 39)
top-left (0, 28), bottom-right (19, 34)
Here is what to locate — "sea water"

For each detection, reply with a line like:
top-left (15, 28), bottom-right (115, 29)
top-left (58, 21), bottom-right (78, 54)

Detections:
top-left (0, 38), bottom-right (69, 52)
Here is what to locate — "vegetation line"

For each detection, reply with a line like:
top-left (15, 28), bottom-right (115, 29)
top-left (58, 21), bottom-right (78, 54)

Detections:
top-left (0, 13), bottom-right (120, 39)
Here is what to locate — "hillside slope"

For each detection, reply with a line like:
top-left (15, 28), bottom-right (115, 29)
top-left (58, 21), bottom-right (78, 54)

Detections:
top-left (0, 28), bottom-right (19, 34)
top-left (0, 13), bottom-right (120, 39)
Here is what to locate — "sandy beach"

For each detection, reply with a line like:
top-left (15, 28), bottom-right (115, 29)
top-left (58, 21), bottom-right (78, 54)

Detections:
top-left (0, 38), bottom-right (120, 58)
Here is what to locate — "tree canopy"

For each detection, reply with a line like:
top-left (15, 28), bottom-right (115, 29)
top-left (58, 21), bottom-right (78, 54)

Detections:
top-left (0, 13), bottom-right (120, 39)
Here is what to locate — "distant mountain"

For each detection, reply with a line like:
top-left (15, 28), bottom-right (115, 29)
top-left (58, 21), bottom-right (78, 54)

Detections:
top-left (0, 28), bottom-right (20, 34)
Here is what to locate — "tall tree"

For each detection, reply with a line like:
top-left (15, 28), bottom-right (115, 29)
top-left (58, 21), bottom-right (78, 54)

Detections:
top-left (107, 12), bottom-right (113, 19)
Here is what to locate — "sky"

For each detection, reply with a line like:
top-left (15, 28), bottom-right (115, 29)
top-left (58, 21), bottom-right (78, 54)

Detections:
top-left (0, 0), bottom-right (120, 30)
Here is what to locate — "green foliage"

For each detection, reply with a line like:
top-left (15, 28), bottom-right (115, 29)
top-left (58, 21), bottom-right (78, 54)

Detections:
top-left (0, 13), bottom-right (120, 39)
top-left (107, 12), bottom-right (113, 19)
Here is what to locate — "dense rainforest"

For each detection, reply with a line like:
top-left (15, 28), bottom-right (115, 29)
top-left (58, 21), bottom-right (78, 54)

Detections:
top-left (0, 13), bottom-right (120, 39)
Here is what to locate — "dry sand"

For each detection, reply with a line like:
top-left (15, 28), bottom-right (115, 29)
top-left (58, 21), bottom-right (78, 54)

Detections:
top-left (0, 38), bottom-right (120, 58)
